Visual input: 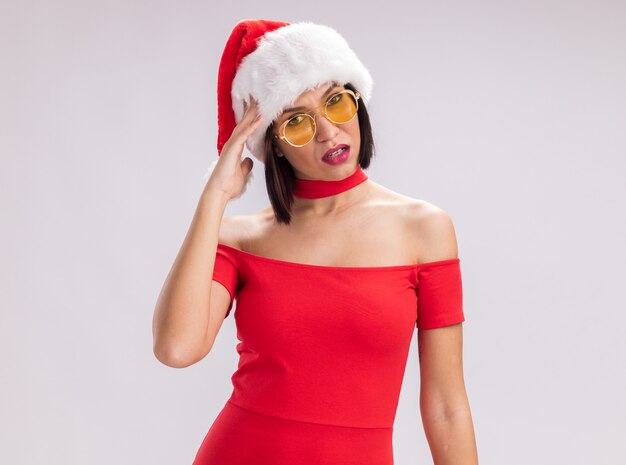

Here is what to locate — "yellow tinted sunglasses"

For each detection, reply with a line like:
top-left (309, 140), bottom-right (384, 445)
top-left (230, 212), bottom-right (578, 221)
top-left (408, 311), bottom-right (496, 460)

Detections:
top-left (273, 89), bottom-right (361, 147)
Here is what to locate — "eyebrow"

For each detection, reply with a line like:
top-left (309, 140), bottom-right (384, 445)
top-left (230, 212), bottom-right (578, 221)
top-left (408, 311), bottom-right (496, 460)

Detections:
top-left (281, 82), bottom-right (341, 115)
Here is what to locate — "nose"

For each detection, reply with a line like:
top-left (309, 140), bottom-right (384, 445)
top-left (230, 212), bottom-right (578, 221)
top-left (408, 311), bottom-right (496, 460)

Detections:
top-left (314, 112), bottom-right (339, 142)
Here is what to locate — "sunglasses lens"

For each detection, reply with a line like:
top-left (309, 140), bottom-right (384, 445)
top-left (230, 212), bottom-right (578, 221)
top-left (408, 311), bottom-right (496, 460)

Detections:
top-left (283, 91), bottom-right (359, 146)
top-left (284, 115), bottom-right (315, 146)
top-left (326, 91), bottom-right (358, 123)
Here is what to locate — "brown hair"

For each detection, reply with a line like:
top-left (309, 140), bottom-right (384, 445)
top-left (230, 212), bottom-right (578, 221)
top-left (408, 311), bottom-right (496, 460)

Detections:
top-left (262, 82), bottom-right (375, 225)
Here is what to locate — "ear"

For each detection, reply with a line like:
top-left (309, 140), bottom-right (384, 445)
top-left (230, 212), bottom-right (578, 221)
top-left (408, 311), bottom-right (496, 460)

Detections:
top-left (272, 140), bottom-right (284, 157)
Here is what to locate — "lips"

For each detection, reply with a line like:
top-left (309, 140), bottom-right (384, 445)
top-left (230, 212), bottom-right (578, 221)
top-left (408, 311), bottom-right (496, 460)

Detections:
top-left (322, 144), bottom-right (349, 159)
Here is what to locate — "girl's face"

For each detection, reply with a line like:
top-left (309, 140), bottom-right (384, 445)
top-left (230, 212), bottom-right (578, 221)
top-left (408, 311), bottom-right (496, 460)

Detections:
top-left (272, 81), bottom-right (361, 180)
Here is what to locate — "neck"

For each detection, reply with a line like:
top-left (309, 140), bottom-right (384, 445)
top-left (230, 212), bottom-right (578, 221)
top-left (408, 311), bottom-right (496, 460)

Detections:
top-left (292, 165), bottom-right (369, 215)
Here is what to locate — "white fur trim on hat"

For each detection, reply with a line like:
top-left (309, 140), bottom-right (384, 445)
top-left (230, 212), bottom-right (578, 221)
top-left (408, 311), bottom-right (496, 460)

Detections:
top-left (201, 155), bottom-right (254, 199)
top-left (231, 22), bottom-right (373, 163)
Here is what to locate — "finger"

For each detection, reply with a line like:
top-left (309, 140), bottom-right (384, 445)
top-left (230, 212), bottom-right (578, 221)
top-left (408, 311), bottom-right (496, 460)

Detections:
top-left (241, 156), bottom-right (253, 174)
top-left (232, 114), bottom-right (262, 143)
top-left (241, 115), bottom-right (263, 136)
top-left (243, 97), bottom-right (259, 114)
top-left (241, 108), bottom-right (263, 129)
top-left (239, 103), bottom-right (253, 125)
top-left (250, 113), bottom-right (263, 127)
top-left (247, 99), bottom-right (260, 116)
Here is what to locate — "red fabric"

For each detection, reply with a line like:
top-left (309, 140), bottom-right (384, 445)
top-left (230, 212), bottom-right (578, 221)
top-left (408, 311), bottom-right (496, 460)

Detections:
top-left (216, 19), bottom-right (289, 156)
top-left (193, 401), bottom-right (393, 465)
top-left (195, 243), bottom-right (465, 464)
top-left (293, 165), bottom-right (369, 199)
top-left (415, 257), bottom-right (465, 329)
top-left (210, 245), bottom-right (239, 316)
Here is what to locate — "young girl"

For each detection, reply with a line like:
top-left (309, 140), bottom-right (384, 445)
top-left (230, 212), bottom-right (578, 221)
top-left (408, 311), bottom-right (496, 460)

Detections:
top-left (153, 19), bottom-right (478, 465)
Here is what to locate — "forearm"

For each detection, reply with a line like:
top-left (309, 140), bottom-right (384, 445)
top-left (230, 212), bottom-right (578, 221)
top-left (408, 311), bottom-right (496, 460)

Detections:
top-left (421, 406), bottom-right (478, 465)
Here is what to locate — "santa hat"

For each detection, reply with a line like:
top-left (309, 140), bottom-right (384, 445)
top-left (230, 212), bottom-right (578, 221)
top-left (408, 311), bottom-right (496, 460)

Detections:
top-left (212, 19), bottom-right (374, 167)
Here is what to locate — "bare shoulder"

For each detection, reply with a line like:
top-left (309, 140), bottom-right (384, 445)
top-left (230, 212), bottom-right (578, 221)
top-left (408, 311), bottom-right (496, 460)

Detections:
top-left (218, 208), bottom-right (272, 250)
top-left (217, 212), bottom-right (260, 249)
top-left (370, 183), bottom-right (458, 263)
top-left (216, 215), bottom-right (242, 249)
top-left (405, 198), bottom-right (458, 263)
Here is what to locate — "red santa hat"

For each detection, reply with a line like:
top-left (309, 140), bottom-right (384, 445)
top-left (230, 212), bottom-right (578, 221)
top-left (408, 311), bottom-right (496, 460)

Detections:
top-left (213, 19), bottom-right (374, 166)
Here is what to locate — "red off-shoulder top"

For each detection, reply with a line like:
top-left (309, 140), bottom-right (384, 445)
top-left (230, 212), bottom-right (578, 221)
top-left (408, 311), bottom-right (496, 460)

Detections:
top-left (208, 242), bottom-right (465, 429)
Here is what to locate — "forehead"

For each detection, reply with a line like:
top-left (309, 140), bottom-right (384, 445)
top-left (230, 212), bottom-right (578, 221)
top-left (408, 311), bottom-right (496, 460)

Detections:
top-left (296, 81), bottom-right (340, 100)
top-left (280, 81), bottom-right (344, 116)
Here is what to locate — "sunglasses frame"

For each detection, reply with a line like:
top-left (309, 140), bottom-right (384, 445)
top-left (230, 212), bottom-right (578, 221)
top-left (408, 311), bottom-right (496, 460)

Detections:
top-left (273, 89), bottom-right (361, 148)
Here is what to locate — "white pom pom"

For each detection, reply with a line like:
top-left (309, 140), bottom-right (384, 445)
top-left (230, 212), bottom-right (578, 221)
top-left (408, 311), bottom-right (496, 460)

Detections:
top-left (232, 168), bottom-right (254, 200)
top-left (200, 156), bottom-right (255, 201)
top-left (201, 157), bottom-right (220, 183)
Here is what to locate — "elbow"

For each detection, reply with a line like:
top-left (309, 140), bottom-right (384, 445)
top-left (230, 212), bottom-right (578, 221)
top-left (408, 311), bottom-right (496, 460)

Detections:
top-left (152, 340), bottom-right (181, 368)
top-left (153, 338), bottom-right (208, 368)
top-left (152, 343), bottom-right (175, 368)
top-left (420, 396), bottom-right (472, 424)
top-left (420, 386), bottom-right (472, 422)
top-left (152, 311), bottom-right (213, 368)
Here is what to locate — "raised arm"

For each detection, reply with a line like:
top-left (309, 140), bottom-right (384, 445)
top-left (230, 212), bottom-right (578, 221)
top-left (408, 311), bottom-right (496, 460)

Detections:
top-left (152, 97), bottom-right (263, 368)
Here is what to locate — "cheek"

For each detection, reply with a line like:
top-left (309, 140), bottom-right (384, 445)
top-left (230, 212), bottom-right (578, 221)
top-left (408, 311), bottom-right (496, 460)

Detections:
top-left (348, 120), bottom-right (361, 141)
